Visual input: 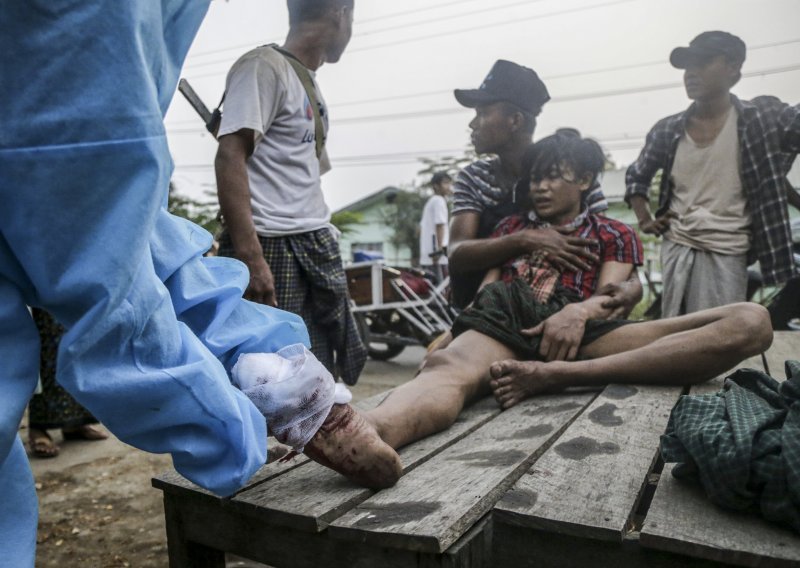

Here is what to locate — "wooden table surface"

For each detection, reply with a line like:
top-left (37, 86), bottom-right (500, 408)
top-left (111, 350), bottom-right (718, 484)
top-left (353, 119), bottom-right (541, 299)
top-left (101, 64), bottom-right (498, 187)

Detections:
top-left (153, 332), bottom-right (800, 568)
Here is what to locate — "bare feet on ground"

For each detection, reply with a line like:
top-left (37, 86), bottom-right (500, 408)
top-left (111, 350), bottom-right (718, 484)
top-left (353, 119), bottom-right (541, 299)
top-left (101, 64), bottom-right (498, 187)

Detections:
top-left (29, 428), bottom-right (60, 458)
top-left (297, 403), bottom-right (403, 489)
top-left (62, 424), bottom-right (109, 441)
top-left (489, 360), bottom-right (562, 409)
top-left (29, 425), bottom-right (108, 458)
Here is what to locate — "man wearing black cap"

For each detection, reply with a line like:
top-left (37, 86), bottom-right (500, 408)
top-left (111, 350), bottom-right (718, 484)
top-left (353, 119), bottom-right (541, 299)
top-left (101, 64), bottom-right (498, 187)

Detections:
top-left (626, 31), bottom-right (800, 317)
top-left (447, 60), bottom-right (641, 313)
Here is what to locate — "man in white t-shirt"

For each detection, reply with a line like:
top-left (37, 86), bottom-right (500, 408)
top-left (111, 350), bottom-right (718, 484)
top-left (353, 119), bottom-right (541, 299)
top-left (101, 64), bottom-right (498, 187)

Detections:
top-left (419, 172), bottom-right (452, 280)
top-left (215, 0), bottom-right (368, 385)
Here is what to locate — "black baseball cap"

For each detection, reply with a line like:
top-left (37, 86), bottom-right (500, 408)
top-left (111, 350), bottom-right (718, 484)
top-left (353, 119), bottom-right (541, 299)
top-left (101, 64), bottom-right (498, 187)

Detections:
top-left (431, 171), bottom-right (452, 185)
top-left (454, 60), bottom-right (550, 115)
top-left (670, 31), bottom-right (746, 69)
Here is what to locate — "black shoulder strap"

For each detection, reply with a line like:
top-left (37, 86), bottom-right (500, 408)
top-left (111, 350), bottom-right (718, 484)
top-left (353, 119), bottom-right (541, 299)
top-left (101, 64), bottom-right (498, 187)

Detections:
top-left (271, 45), bottom-right (325, 159)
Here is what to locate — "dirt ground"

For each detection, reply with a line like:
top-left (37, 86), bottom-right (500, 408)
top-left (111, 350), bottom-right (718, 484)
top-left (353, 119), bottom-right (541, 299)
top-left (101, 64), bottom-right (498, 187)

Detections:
top-left (24, 347), bottom-right (424, 568)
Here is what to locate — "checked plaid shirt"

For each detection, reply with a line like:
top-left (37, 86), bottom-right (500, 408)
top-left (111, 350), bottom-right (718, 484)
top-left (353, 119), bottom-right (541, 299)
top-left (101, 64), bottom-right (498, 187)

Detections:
top-left (625, 95), bottom-right (800, 286)
top-left (490, 209), bottom-right (643, 301)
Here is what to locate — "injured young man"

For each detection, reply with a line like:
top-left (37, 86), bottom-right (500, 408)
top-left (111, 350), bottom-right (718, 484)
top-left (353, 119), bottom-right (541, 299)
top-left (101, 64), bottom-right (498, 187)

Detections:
top-left (256, 130), bottom-right (772, 489)
top-left (354, 130), bottom-right (772, 460)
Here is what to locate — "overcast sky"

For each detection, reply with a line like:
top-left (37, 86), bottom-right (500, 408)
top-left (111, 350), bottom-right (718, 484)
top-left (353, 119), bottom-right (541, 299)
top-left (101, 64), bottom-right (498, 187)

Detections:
top-left (166, 0), bottom-right (800, 210)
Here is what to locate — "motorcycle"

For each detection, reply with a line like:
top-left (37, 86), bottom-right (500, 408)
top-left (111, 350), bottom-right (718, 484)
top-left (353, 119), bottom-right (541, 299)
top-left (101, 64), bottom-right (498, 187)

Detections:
top-left (346, 260), bottom-right (456, 361)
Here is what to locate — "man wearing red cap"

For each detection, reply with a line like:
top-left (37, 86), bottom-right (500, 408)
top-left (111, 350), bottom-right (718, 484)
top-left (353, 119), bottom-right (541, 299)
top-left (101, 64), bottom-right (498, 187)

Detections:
top-left (626, 31), bottom-right (800, 317)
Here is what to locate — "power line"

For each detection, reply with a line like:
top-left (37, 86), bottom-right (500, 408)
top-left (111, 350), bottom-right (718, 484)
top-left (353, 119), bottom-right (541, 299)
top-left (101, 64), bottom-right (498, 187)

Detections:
top-left (326, 63), bottom-right (800, 125)
top-left (346, 0), bottom-right (552, 39)
top-left (183, 0), bottom-right (550, 71)
top-left (326, 38), bottom-right (800, 109)
top-left (183, 0), bottom-right (638, 78)
top-left (171, 132), bottom-right (650, 170)
top-left (187, 0), bottom-right (512, 63)
top-left (347, 0), bottom-right (638, 54)
top-left (166, 62), bottom-right (800, 134)
top-left (357, 0), bottom-right (481, 25)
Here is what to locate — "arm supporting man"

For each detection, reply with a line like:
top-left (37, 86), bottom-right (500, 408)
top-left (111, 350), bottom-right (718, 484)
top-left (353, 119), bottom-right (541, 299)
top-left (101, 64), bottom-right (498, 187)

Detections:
top-left (449, 211), bottom-right (599, 274)
top-left (215, 130), bottom-right (278, 307)
top-left (524, 261), bottom-right (634, 361)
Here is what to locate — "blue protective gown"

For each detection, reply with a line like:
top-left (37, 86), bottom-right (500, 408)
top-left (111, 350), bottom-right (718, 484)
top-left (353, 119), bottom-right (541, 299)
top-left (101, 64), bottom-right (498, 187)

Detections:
top-left (0, 2), bottom-right (309, 565)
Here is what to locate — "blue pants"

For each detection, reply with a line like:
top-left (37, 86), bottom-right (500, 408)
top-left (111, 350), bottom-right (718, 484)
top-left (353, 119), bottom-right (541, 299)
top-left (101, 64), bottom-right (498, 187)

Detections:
top-left (0, 2), bottom-right (307, 565)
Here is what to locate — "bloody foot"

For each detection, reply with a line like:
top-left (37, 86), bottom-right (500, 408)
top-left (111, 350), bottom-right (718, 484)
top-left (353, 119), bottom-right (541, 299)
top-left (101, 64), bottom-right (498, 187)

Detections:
top-left (301, 403), bottom-right (403, 489)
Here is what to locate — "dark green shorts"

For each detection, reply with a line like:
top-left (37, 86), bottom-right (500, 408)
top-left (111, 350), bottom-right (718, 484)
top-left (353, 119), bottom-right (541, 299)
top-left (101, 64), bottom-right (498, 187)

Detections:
top-left (452, 278), bottom-right (633, 360)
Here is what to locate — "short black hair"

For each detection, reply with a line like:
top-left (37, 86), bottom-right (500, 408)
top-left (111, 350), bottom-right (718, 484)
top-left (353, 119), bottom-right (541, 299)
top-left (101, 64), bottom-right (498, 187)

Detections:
top-left (287, 0), bottom-right (353, 26)
top-left (431, 171), bottom-right (452, 186)
top-left (498, 101), bottom-right (538, 135)
top-left (517, 129), bottom-right (606, 202)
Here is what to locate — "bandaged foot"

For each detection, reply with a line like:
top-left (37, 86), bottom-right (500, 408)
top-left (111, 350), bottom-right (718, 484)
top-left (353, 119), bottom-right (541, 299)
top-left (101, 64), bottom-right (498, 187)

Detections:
top-left (232, 345), bottom-right (402, 488)
top-left (302, 402), bottom-right (403, 489)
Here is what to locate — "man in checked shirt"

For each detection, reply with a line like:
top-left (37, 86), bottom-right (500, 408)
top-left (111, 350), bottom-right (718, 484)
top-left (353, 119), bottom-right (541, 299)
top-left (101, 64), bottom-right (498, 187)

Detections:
top-left (626, 31), bottom-right (800, 317)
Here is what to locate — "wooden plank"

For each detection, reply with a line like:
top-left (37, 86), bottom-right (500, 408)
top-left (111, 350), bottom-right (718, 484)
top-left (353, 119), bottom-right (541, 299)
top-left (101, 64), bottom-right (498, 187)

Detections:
top-left (492, 523), bottom-right (720, 568)
top-left (328, 391), bottom-right (596, 553)
top-left (639, 355), bottom-right (800, 567)
top-left (686, 354), bottom-right (767, 397)
top-left (152, 389), bottom-right (393, 497)
top-left (231, 396), bottom-right (504, 532)
top-left (641, 464), bottom-right (800, 568)
top-left (763, 331), bottom-right (800, 379)
top-left (163, 489), bottom-right (482, 568)
top-left (494, 383), bottom-right (682, 544)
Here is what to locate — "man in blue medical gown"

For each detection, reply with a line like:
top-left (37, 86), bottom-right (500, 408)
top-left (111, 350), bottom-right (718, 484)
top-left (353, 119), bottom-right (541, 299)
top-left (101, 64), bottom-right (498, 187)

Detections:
top-left (0, 2), bottom-right (400, 565)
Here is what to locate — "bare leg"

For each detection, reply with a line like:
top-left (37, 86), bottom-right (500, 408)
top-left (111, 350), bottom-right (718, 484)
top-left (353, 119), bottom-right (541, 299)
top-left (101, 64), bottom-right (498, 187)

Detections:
top-left (491, 303), bottom-right (772, 409)
top-left (367, 330), bottom-right (516, 449)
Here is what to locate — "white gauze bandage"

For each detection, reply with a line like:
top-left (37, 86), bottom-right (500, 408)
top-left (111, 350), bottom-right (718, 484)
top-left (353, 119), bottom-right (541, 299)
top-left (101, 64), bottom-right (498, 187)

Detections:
top-left (231, 344), bottom-right (351, 451)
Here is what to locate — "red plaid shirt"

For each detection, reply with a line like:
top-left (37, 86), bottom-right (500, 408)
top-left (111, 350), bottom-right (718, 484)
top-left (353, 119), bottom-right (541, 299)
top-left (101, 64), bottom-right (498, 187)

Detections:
top-left (491, 210), bottom-right (643, 300)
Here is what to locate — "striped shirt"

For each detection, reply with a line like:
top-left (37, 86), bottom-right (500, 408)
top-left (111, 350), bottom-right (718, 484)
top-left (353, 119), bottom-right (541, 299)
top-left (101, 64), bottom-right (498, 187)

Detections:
top-left (453, 156), bottom-right (609, 238)
top-left (491, 210), bottom-right (643, 301)
top-left (625, 95), bottom-right (800, 286)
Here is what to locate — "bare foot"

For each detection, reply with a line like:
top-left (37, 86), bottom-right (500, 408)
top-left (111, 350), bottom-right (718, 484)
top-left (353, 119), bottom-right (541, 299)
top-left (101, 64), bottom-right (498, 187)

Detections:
top-left (29, 428), bottom-right (60, 458)
top-left (489, 360), bottom-right (562, 409)
top-left (62, 424), bottom-right (109, 441)
top-left (299, 403), bottom-right (403, 489)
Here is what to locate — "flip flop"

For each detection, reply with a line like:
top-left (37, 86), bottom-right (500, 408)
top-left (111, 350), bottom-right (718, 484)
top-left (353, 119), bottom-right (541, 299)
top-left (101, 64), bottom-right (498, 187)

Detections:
top-left (29, 431), bottom-right (60, 458)
top-left (62, 424), bottom-right (109, 441)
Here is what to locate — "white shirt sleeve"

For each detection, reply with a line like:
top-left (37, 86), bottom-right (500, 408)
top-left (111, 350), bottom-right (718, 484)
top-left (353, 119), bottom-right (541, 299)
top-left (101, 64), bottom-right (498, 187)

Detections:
top-left (218, 51), bottom-right (285, 146)
top-left (432, 195), bottom-right (448, 226)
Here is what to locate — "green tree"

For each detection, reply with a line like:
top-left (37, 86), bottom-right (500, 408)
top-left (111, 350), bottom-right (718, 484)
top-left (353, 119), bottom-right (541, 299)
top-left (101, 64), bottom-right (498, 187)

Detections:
top-left (167, 182), bottom-right (221, 236)
top-left (416, 146), bottom-right (477, 183)
top-left (380, 187), bottom-right (426, 263)
top-left (330, 210), bottom-right (364, 236)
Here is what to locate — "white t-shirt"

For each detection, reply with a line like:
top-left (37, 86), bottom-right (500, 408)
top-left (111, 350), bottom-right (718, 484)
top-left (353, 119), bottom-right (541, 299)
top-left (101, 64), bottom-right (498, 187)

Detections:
top-left (419, 194), bottom-right (449, 266)
top-left (668, 107), bottom-right (751, 255)
top-left (219, 46), bottom-right (332, 236)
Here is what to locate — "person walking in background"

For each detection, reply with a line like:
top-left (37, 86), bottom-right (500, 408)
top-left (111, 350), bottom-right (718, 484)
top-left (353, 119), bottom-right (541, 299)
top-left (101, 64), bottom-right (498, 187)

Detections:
top-left (626, 31), bottom-right (800, 317)
top-left (215, 0), bottom-right (367, 385)
top-left (27, 310), bottom-right (107, 458)
top-left (419, 172), bottom-right (453, 281)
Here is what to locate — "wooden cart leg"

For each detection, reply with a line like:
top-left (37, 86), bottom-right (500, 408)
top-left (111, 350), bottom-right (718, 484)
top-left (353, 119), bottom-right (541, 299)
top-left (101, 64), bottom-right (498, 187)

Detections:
top-left (163, 494), bottom-right (226, 568)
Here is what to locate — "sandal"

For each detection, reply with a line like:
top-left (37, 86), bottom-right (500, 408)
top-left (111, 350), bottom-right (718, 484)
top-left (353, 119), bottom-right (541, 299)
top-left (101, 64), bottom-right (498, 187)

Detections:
top-left (62, 424), bottom-right (108, 441)
top-left (29, 429), bottom-right (60, 458)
